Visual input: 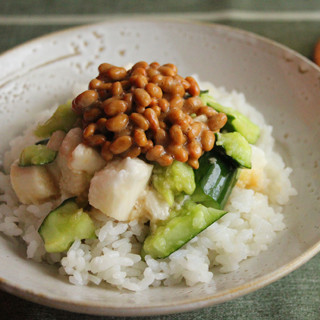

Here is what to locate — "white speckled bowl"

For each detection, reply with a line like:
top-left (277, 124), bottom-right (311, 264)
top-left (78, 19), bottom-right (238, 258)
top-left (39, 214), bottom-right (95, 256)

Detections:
top-left (0, 20), bottom-right (319, 316)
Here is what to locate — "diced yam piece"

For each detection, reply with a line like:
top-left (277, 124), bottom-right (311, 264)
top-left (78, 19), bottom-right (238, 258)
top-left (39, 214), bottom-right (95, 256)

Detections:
top-left (47, 130), bottom-right (66, 151)
top-left (46, 161), bottom-right (62, 188)
top-left (236, 145), bottom-right (268, 193)
top-left (88, 158), bottom-right (153, 221)
top-left (58, 164), bottom-right (89, 197)
top-left (56, 128), bottom-right (90, 197)
top-left (45, 130), bottom-right (67, 188)
top-left (145, 188), bottom-right (170, 221)
top-left (130, 187), bottom-right (171, 222)
top-left (69, 143), bottom-right (106, 175)
top-left (59, 127), bottom-right (82, 158)
top-left (10, 161), bottom-right (59, 204)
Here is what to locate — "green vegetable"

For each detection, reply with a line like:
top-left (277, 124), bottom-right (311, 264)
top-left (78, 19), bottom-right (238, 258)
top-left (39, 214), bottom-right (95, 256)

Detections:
top-left (216, 132), bottom-right (252, 168)
top-left (38, 198), bottom-right (96, 253)
top-left (200, 92), bottom-right (260, 144)
top-left (142, 200), bottom-right (226, 259)
top-left (191, 150), bottom-right (239, 209)
top-left (19, 145), bottom-right (57, 167)
top-left (34, 100), bottom-right (78, 138)
top-left (152, 160), bottom-right (196, 206)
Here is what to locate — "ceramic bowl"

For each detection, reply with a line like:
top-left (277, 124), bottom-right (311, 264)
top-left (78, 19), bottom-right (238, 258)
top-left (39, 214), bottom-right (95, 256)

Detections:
top-left (0, 20), bottom-right (319, 316)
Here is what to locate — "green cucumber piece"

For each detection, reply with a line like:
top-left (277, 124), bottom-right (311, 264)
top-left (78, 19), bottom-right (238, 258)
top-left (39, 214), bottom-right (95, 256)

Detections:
top-left (216, 132), bottom-right (252, 168)
top-left (38, 198), bottom-right (96, 253)
top-left (200, 92), bottom-right (260, 144)
top-left (19, 145), bottom-right (57, 167)
top-left (152, 161), bottom-right (196, 206)
top-left (34, 100), bottom-right (78, 138)
top-left (142, 201), bottom-right (226, 259)
top-left (191, 149), bottom-right (239, 209)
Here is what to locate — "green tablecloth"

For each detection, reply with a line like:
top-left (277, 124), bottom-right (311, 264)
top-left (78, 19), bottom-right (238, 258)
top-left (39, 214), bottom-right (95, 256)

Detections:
top-left (0, 1), bottom-right (319, 319)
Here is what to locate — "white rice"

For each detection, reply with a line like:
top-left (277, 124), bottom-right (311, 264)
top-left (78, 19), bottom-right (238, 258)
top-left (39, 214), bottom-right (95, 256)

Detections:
top-left (0, 82), bottom-right (297, 291)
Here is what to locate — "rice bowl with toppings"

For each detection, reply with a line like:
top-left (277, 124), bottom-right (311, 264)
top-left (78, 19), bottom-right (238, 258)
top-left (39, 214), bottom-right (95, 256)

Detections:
top-left (0, 20), bottom-right (319, 317)
top-left (0, 61), bottom-right (297, 292)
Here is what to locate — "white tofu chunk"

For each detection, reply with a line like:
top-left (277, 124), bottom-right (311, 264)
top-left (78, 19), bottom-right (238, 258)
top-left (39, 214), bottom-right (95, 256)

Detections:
top-left (88, 158), bottom-right (153, 221)
top-left (10, 160), bottom-right (59, 205)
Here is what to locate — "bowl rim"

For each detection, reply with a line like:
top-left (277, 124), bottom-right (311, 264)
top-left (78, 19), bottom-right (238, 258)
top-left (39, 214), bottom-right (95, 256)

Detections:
top-left (0, 18), bottom-right (319, 317)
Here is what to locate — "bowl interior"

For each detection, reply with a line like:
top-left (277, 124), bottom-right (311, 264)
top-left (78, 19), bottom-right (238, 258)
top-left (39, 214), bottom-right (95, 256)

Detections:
top-left (0, 20), bottom-right (319, 316)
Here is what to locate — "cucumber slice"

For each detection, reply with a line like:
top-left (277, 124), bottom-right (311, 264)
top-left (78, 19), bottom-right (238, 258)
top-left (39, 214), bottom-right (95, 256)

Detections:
top-left (216, 132), bottom-right (252, 168)
top-left (191, 149), bottom-right (239, 209)
top-left (19, 145), bottom-right (57, 167)
top-left (34, 100), bottom-right (78, 138)
top-left (200, 92), bottom-right (260, 144)
top-left (142, 201), bottom-right (226, 259)
top-left (38, 198), bottom-right (96, 253)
